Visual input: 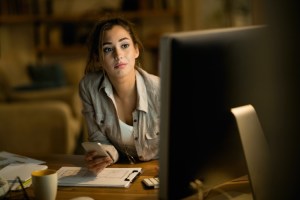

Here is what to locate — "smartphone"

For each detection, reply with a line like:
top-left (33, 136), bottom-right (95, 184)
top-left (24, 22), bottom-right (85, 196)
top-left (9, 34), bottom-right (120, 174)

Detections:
top-left (81, 142), bottom-right (109, 157)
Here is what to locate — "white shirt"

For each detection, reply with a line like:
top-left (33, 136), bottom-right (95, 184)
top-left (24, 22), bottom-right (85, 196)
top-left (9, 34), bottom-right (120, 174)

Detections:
top-left (119, 119), bottom-right (137, 157)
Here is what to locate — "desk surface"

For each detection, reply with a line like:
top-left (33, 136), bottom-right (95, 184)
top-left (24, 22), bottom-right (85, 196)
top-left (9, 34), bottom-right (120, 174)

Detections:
top-left (25, 154), bottom-right (159, 200)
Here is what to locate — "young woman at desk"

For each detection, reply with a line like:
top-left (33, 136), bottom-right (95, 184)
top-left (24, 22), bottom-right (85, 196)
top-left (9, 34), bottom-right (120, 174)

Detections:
top-left (79, 15), bottom-right (160, 174)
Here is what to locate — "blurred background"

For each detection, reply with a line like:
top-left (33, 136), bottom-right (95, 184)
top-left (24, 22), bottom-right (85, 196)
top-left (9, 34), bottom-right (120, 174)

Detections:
top-left (0, 0), bottom-right (263, 155)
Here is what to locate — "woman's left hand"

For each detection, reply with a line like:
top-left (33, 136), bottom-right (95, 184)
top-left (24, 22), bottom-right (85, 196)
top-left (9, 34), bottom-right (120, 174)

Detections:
top-left (85, 150), bottom-right (114, 174)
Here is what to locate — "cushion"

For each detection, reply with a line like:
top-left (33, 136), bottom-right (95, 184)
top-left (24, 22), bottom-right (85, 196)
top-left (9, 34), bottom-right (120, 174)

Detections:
top-left (0, 63), bottom-right (32, 98)
top-left (14, 64), bottom-right (67, 91)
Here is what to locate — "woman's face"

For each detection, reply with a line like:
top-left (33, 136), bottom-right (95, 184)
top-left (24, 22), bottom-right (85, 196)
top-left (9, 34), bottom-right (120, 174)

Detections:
top-left (100, 25), bottom-right (139, 79)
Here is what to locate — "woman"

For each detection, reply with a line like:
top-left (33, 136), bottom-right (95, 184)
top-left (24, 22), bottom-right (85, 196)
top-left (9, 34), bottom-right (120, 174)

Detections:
top-left (79, 15), bottom-right (160, 174)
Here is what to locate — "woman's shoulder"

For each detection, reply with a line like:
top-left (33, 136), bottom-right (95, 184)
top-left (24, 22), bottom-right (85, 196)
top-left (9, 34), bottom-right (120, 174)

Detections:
top-left (79, 71), bottom-right (105, 91)
top-left (137, 68), bottom-right (160, 86)
top-left (80, 71), bottom-right (104, 84)
top-left (137, 68), bottom-right (160, 100)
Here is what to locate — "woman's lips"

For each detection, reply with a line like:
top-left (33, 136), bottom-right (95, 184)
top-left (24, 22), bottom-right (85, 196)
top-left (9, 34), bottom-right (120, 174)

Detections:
top-left (115, 62), bottom-right (126, 69)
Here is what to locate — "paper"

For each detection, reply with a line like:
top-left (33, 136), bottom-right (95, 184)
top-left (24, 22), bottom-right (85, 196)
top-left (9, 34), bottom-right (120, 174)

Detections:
top-left (0, 163), bottom-right (48, 182)
top-left (57, 167), bottom-right (142, 188)
top-left (0, 151), bottom-right (47, 190)
top-left (0, 151), bottom-right (45, 169)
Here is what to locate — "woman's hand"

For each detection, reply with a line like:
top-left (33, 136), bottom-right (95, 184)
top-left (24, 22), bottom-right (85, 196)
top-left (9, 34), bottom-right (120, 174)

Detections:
top-left (84, 150), bottom-right (114, 174)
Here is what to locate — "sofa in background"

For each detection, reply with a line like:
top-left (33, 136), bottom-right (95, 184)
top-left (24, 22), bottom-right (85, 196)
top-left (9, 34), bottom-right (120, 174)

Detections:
top-left (0, 63), bottom-right (84, 154)
top-left (0, 101), bottom-right (81, 154)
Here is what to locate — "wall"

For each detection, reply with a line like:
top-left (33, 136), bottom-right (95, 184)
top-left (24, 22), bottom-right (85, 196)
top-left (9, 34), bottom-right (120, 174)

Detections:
top-left (0, 0), bottom-right (253, 84)
top-left (181, 0), bottom-right (252, 31)
top-left (0, 25), bottom-right (35, 87)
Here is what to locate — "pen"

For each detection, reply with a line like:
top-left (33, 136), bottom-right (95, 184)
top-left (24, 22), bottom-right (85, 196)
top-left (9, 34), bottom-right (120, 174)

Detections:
top-left (10, 177), bottom-right (31, 190)
top-left (15, 178), bottom-right (31, 190)
top-left (16, 177), bottom-right (30, 200)
top-left (5, 177), bottom-right (30, 200)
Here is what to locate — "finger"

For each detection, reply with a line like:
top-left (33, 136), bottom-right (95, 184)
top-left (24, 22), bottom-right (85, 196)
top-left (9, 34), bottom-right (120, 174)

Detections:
top-left (87, 157), bottom-right (109, 168)
top-left (90, 159), bottom-right (113, 173)
top-left (90, 162), bottom-right (109, 175)
top-left (85, 151), bottom-right (96, 161)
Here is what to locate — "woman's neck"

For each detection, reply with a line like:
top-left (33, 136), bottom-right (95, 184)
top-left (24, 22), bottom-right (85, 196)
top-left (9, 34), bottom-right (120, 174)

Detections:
top-left (111, 70), bottom-right (137, 125)
top-left (111, 70), bottom-right (136, 99)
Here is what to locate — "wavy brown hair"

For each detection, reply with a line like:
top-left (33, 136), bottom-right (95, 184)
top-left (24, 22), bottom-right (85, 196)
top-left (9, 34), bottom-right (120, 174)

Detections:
top-left (84, 15), bottom-right (144, 74)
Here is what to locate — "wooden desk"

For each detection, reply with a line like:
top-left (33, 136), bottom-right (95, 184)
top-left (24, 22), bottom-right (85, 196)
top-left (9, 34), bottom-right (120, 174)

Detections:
top-left (25, 154), bottom-right (159, 200)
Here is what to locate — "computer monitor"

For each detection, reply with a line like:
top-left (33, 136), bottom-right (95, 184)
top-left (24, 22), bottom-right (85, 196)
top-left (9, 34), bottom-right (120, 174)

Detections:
top-left (158, 25), bottom-right (268, 199)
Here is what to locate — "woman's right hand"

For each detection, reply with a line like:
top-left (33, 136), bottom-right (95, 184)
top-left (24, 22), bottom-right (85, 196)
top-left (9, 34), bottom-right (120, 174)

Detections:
top-left (84, 150), bottom-right (114, 175)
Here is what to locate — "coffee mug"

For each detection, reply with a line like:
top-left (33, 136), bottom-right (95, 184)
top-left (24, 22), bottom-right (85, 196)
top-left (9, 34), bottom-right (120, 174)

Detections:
top-left (31, 169), bottom-right (57, 200)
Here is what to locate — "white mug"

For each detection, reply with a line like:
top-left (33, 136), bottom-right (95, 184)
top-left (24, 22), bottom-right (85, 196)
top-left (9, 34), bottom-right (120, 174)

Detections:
top-left (31, 169), bottom-right (57, 200)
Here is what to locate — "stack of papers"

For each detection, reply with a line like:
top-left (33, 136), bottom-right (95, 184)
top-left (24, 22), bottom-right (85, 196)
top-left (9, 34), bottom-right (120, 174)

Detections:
top-left (0, 163), bottom-right (48, 190)
top-left (0, 151), bottom-right (45, 168)
top-left (0, 151), bottom-right (47, 190)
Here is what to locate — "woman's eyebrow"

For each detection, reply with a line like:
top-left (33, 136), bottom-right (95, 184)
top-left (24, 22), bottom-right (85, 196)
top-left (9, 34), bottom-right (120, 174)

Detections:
top-left (102, 37), bottom-right (130, 46)
top-left (102, 41), bottom-right (111, 46)
top-left (119, 37), bottom-right (130, 42)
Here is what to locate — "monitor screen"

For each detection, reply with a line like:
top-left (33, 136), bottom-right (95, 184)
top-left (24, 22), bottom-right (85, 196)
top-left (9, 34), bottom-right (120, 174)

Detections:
top-left (158, 25), bottom-right (268, 199)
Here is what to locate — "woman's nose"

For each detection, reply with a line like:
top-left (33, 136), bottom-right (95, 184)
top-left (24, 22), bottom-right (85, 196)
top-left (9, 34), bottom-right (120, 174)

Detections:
top-left (114, 48), bottom-right (122, 60)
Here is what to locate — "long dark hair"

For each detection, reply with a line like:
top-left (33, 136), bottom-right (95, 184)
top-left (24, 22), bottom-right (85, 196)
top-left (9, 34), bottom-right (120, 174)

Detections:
top-left (84, 15), bottom-right (144, 74)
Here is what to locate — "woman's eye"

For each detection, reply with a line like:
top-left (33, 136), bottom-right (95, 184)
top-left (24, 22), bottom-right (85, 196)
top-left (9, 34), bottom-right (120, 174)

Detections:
top-left (103, 47), bottom-right (113, 53)
top-left (121, 43), bottom-right (129, 49)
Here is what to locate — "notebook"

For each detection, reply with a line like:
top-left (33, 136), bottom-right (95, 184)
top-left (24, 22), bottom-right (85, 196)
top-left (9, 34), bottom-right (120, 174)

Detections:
top-left (231, 104), bottom-right (271, 200)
